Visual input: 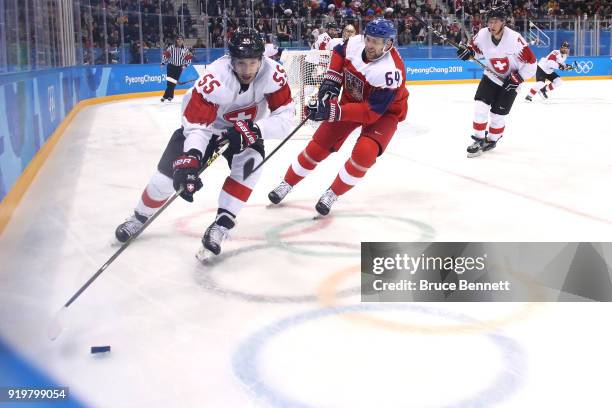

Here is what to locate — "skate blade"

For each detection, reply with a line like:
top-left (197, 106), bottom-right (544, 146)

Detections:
top-left (196, 247), bottom-right (215, 263)
top-left (467, 151), bottom-right (483, 158)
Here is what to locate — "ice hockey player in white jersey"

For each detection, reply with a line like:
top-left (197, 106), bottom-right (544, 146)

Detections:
top-left (312, 22), bottom-right (340, 50)
top-left (525, 41), bottom-right (573, 101)
top-left (114, 28), bottom-right (294, 258)
top-left (456, 6), bottom-right (536, 157)
top-left (328, 24), bottom-right (357, 50)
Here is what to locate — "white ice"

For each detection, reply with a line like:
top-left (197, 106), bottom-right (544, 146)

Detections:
top-left (1, 80), bottom-right (611, 408)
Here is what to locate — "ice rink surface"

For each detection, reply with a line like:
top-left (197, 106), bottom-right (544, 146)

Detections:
top-left (1, 80), bottom-right (612, 407)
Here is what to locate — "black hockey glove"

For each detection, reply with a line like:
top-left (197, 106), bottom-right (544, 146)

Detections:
top-left (223, 120), bottom-right (262, 154)
top-left (456, 44), bottom-right (475, 61)
top-left (502, 72), bottom-right (523, 92)
top-left (313, 96), bottom-right (342, 122)
top-left (317, 75), bottom-right (341, 111)
top-left (561, 63), bottom-right (573, 71)
top-left (172, 150), bottom-right (203, 202)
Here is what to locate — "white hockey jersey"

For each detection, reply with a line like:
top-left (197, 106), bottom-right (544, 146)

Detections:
top-left (313, 32), bottom-right (333, 50)
top-left (470, 26), bottom-right (537, 85)
top-left (181, 55), bottom-right (294, 155)
top-left (305, 32), bottom-right (335, 64)
top-left (538, 50), bottom-right (568, 74)
top-left (328, 37), bottom-right (344, 50)
top-left (327, 34), bottom-right (408, 123)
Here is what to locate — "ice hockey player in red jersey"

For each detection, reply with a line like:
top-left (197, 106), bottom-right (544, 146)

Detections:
top-left (456, 6), bottom-right (536, 157)
top-left (114, 28), bottom-right (294, 258)
top-left (525, 41), bottom-right (573, 102)
top-left (268, 18), bottom-right (408, 216)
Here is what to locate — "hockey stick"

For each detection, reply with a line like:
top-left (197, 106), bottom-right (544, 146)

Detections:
top-left (242, 112), bottom-right (312, 180)
top-left (178, 77), bottom-right (198, 85)
top-left (47, 144), bottom-right (228, 341)
top-left (408, 11), bottom-right (504, 80)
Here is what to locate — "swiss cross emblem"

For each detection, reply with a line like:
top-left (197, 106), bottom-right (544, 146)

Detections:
top-left (223, 106), bottom-right (258, 123)
top-left (490, 57), bottom-right (510, 74)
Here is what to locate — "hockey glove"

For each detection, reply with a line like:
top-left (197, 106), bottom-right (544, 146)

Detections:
top-left (456, 44), bottom-right (475, 61)
top-left (561, 63), bottom-right (573, 71)
top-left (502, 72), bottom-right (523, 92)
top-left (317, 76), bottom-right (342, 112)
top-left (173, 150), bottom-right (203, 202)
top-left (313, 96), bottom-right (342, 122)
top-left (304, 99), bottom-right (319, 119)
top-left (223, 120), bottom-right (262, 154)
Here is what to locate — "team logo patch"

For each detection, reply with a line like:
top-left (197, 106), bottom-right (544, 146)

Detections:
top-left (490, 57), bottom-right (510, 74)
top-left (344, 69), bottom-right (364, 101)
top-left (224, 106), bottom-right (258, 123)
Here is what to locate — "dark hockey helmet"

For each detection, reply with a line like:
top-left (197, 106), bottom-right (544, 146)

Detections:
top-left (228, 28), bottom-right (265, 59)
top-left (326, 21), bottom-right (338, 30)
top-left (561, 41), bottom-right (570, 49)
top-left (486, 6), bottom-right (507, 22)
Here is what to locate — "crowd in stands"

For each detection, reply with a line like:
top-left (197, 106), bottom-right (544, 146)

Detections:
top-left (80, 0), bottom-right (612, 62)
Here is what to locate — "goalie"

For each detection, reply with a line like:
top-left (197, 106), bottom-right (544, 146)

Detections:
top-left (525, 41), bottom-right (573, 101)
top-left (268, 19), bottom-right (408, 216)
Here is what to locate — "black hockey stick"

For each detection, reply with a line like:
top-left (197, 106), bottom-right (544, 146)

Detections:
top-left (178, 77), bottom-right (198, 85)
top-left (242, 112), bottom-right (312, 180)
top-left (408, 11), bottom-right (504, 80)
top-left (47, 144), bottom-right (228, 341)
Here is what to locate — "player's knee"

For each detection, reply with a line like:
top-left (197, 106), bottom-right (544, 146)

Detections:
top-left (306, 140), bottom-right (332, 161)
top-left (552, 78), bottom-right (563, 88)
top-left (352, 137), bottom-right (379, 168)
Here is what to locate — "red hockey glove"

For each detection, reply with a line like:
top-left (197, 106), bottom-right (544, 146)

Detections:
top-left (223, 120), bottom-right (262, 154)
top-left (502, 72), bottom-right (523, 92)
top-left (172, 150), bottom-right (203, 202)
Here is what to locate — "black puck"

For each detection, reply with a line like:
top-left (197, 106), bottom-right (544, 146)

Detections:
top-left (90, 346), bottom-right (111, 354)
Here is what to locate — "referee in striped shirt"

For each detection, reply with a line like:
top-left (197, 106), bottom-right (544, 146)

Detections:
top-left (161, 35), bottom-right (193, 102)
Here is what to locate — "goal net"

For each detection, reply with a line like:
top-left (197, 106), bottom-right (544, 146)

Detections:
top-left (280, 49), bottom-right (332, 136)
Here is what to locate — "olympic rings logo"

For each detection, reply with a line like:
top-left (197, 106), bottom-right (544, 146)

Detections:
top-left (573, 60), bottom-right (594, 74)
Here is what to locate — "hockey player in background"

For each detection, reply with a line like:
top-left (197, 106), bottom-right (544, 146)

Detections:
top-left (525, 41), bottom-right (573, 102)
top-left (115, 28), bottom-right (294, 258)
top-left (456, 7), bottom-right (536, 157)
top-left (268, 19), bottom-right (408, 216)
top-left (328, 24), bottom-right (357, 49)
top-left (312, 22), bottom-right (340, 50)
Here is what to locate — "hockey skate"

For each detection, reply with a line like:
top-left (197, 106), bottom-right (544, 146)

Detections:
top-left (268, 181), bottom-right (292, 204)
top-left (315, 188), bottom-right (338, 216)
top-left (196, 216), bottom-right (234, 261)
top-left (467, 133), bottom-right (499, 158)
top-left (115, 212), bottom-right (148, 243)
top-left (525, 95), bottom-right (533, 102)
top-left (539, 87), bottom-right (548, 99)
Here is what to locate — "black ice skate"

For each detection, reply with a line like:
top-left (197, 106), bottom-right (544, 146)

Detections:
top-left (525, 95), bottom-right (533, 102)
top-left (268, 181), bottom-right (293, 204)
top-left (467, 133), bottom-right (499, 158)
top-left (315, 188), bottom-right (338, 216)
top-left (196, 214), bottom-right (235, 261)
top-left (115, 212), bottom-right (148, 243)
top-left (539, 86), bottom-right (548, 99)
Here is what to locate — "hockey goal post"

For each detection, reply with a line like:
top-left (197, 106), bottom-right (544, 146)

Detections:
top-left (280, 49), bottom-right (332, 133)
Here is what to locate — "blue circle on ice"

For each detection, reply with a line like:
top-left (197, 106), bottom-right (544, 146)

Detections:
top-left (232, 304), bottom-right (526, 407)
